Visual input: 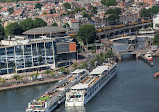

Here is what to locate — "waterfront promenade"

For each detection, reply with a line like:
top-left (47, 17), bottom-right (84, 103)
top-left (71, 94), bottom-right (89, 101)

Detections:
top-left (0, 76), bottom-right (65, 91)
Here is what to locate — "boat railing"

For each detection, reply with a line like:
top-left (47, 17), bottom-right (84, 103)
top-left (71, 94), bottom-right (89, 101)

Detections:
top-left (34, 73), bottom-right (75, 102)
top-left (27, 70), bottom-right (89, 110)
top-left (47, 71), bottom-right (89, 107)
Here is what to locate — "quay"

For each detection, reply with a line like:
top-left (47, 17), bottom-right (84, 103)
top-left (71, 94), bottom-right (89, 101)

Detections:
top-left (0, 76), bottom-right (65, 91)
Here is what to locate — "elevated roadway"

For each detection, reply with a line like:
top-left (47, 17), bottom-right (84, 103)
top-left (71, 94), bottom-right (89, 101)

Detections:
top-left (97, 22), bottom-right (152, 36)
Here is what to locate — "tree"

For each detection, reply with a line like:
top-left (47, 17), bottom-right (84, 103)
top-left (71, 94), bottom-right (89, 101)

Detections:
top-left (63, 2), bottom-right (71, 9)
top-left (63, 23), bottom-right (70, 28)
top-left (90, 59), bottom-right (95, 67)
top-left (35, 3), bottom-right (43, 9)
top-left (45, 69), bottom-right (51, 76)
top-left (153, 34), bottom-right (159, 45)
top-left (113, 8), bottom-right (121, 15)
top-left (92, 7), bottom-right (98, 14)
top-left (105, 8), bottom-right (114, 14)
top-left (13, 75), bottom-right (22, 80)
top-left (74, 7), bottom-right (81, 13)
top-left (19, 18), bottom-right (35, 32)
top-left (5, 22), bottom-right (22, 35)
top-left (50, 8), bottom-right (56, 14)
top-left (34, 18), bottom-right (47, 28)
top-left (51, 72), bottom-right (55, 77)
top-left (77, 24), bottom-right (96, 44)
top-left (72, 62), bottom-right (78, 69)
top-left (52, 22), bottom-right (57, 26)
top-left (141, 6), bottom-right (159, 18)
top-left (42, 12), bottom-right (47, 15)
top-left (80, 62), bottom-right (88, 69)
top-left (0, 25), bottom-right (5, 40)
top-left (8, 7), bottom-right (14, 14)
top-left (59, 67), bottom-right (65, 72)
top-left (0, 77), bottom-right (6, 84)
top-left (30, 71), bottom-right (39, 79)
top-left (105, 8), bottom-right (121, 15)
top-left (108, 14), bottom-right (119, 25)
top-left (101, 0), bottom-right (117, 7)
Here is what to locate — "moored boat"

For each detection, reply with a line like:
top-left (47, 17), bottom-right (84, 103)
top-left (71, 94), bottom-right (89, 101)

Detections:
top-left (26, 69), bottom-right (89, 112)
top-left (65, 62), bottom-right (117, 107)
top-left (154, 72), bottom-right (159, 78)
top-left (144, 52), bottom-right (153, 61)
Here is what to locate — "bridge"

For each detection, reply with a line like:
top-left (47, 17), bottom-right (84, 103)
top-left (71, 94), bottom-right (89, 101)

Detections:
top-left (110, 36), bottom-right (132, 41)
top-left (115, 49), bottom-right (148, 60)
top-left (97, 22), bottom-right (152, 37)
top-left (110, 34), bottom-right (154, 42)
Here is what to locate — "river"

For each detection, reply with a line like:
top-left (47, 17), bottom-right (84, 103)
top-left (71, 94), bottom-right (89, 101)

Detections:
top-left (1, 38), bottom-right (159, 112)
top-left (1, 58), bottom-right (159, 112)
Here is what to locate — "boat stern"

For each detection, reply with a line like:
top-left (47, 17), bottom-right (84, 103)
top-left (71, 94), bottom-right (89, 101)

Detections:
top-left (65, 101), bottom-right (84, 106)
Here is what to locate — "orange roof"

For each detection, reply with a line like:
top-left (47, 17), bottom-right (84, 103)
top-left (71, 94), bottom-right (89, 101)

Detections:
top-left (70, 19), bottom-right (78, 23)
top-left (18, 1), bottom-right (41, 4)
top-left (64, 0), bottom-right (74, 1)
top-left (1, 8), bottom-right (7, 11)
top-left (14, 10), bottom-right (21, 15)
top-left (41, 13), bottom-right (60, 17)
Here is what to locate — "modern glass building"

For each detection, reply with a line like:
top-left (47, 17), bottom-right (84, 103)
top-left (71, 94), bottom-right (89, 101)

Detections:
top-left (0, 27), bottom-right (77, 75)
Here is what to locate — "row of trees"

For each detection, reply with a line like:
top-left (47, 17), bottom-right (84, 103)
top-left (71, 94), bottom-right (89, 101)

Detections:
top-left (72, 62), bottom-right (88, 70)
top-left (0, 0), bottom-right (40, 3)
top-left (65, 7), bottom-right (86, 15)
top-left (101, 0), bottom-right (117, 7)
top-left (105, 8), bottom-right (121, 25)
top-left (72, 50), bottom-right (114, 70)
top-left (5, 18), bottom-right (47, 36)
top-left (141, 6), bottom-right (159, 18)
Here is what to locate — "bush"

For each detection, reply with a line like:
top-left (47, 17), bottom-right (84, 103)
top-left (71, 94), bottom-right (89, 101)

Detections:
top-left (13, 75), bottom-right (22, 80)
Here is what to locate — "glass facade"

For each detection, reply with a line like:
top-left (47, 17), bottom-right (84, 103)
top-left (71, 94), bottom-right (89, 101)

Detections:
top-left (0, 41), bottom-right (56, 75)
top-left (0, 40), bottom-right (76, 75)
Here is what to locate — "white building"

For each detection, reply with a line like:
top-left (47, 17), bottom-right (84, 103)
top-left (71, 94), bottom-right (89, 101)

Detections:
top-left (153, 13), bottom-right (159, 30)
top-left (68, 19), bottom-right (79, 30)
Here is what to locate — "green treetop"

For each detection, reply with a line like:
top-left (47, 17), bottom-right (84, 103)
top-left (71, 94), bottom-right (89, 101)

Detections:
top-left (5, 22), bottom-right (22, 35)
top-left (34, 18), bottom-right (47, 27)
top-left (101, 0), bottom-right (117, 7)
top-left (35, 3), bottom-right (43, 9)
top-left (63, 2), bottom-right (71, 9)
top-left (153, 34), bottom-right (159, 45)
top-left (77, 24), bottom-right (96, 44)
top-left (20, 18), bottom-right (35, 32)
top-left (8, 7), bottom-right (14, 14)
top-left (52, 22), bottom-right (57, 26)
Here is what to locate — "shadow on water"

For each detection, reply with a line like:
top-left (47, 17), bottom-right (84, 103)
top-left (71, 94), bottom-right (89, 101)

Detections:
top-left (121, 54), bottom-right (136, 61)
top-left (65, 106), bottom-right (86, 112)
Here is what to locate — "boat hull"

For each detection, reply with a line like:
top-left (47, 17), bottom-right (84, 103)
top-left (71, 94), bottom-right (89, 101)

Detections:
top-left (84, 70), bottom-right (116, 105)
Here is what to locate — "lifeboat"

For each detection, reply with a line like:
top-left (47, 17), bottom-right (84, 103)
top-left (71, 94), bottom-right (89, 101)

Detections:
top-left (144, 52), bottom-right (153, 61)
top-left (154, 72), bottom-right (159, 78)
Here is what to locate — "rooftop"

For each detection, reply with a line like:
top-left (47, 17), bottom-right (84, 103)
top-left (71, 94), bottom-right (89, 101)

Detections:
top-left (23, 26), bottom-right (67, 35)
top-left (90, 66), bottom-right (109, 75)
top-left (71, 84), bottom-right (88, 89)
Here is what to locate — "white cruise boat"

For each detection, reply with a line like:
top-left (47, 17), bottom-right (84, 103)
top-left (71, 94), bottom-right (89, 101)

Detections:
top-left (65, 62), bottom-right (117, 106)
top-left (144, 52), bottom-right (153, 61)
top-left (26, 69), bottom-right (89, 112)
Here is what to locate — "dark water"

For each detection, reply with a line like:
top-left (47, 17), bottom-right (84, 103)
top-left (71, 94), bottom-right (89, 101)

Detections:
top-left (1, 58), bottom-right (159, 112)
top-left (112, 37), bottom-right (147, 52)
top-left (0, 83), bottom-right (56, 112)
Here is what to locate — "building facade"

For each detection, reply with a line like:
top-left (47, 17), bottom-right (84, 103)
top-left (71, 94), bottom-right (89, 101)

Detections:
top-left (119, 10), bottom-right (139, 24)
top-left (153, 13), bottom-right (159, 30)
top-left (0, 27), bottom-right (76, 75)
